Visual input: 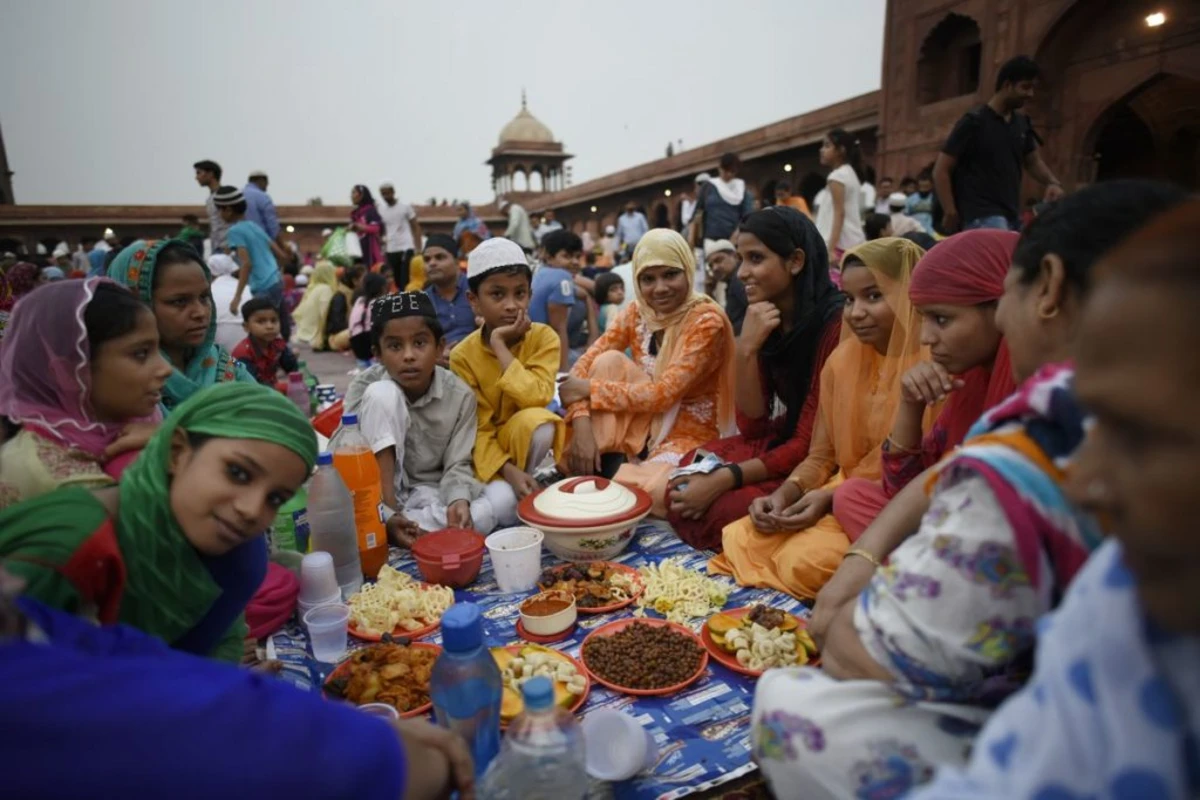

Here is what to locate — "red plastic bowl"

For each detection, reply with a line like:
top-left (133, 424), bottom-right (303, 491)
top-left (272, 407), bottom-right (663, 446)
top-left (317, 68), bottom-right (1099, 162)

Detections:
top-left (312, 399), bottom-right (344, 439)
top-left (411, 527), bottom-right (485, 587)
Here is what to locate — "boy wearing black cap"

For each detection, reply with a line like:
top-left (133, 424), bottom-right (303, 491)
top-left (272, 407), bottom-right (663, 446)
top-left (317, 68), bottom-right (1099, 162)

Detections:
top-left (344, 292), bottom-right (504, 546)
top-left (215, 185), bottom-right (289, 340)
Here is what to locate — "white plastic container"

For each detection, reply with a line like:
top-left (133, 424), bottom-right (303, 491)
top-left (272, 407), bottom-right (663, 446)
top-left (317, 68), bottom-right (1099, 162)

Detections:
top-left (485, 527), bottom-right (544, 593)
top-left (581, 708), bottom-right (659, 781)
top-left (304, 603), bottom-right (351, 663)
top-left (298, 551), bottom-right (340, 604)
top-left (307, 451), bottom-right (362, 598)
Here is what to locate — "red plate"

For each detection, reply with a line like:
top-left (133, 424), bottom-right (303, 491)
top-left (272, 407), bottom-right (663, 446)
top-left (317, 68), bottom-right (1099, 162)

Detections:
top-left (580, 618), bottom-right (708, 696)
top-left (537, 561), bottom-right (645, 615)
top-left (346, 581), bottom-right (444, 642)
top-left (700, 607), bottom-right (819, 678)
top-left (492, 644), bottom-right (590, 726)
top-left (323, 642), bottom-right (442, 718)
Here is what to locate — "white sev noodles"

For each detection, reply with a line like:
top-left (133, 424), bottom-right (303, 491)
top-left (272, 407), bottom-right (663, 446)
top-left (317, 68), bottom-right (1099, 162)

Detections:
top-left (634, 558), bottom-right (729, 624)
top-left (347, 566), bottom-right (454, 636)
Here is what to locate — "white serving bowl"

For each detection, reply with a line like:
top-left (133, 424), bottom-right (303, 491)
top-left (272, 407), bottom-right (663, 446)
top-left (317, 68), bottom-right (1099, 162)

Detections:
top-left (519, 590), bottom-right (578, 636)
top-left (517, 477), bottom-right (652, 562)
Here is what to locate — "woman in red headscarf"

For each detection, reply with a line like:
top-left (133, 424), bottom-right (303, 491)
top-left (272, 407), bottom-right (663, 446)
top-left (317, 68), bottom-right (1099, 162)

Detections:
top-left (832, 229), bottom-right (1019, 539)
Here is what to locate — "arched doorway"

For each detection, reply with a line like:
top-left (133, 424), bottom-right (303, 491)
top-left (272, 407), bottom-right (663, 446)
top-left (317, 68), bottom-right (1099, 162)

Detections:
top-left (1085, 74), bottom-right (1200, 189)
top-left (652, 202), bottom-right (670, 229)
top-left (916, 13), bottom-right (982, 105)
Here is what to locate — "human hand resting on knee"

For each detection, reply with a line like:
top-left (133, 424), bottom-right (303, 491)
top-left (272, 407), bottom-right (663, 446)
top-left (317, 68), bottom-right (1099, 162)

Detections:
top-left (500, 462), bottom-right (538, 499)
top-left (565, 418), bottom-right (601, 476)
top-left (446, 499), bottom-right (473, 531)
top-left (747, 481), bottom-right (803, 532)
top-left (667, 471), bottom-right (732, 520)
top-left (770, 488), bottom-right (832, 532)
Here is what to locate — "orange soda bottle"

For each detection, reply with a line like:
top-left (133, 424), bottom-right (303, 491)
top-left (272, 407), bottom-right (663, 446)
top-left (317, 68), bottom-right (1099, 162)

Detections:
top-left (329, 413), bottom-right (389, 579)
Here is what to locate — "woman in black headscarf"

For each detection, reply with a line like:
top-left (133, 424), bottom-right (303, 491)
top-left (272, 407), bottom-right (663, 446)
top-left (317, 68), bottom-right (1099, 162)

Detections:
top-left (666, 206), bottom-right (845, 551)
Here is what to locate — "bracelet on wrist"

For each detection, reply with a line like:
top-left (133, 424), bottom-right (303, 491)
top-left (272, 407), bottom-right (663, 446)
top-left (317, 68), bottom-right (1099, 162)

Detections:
top-left (884, 435), bottom-right (921, 455)
top-left (723, 463), bottom-right (744, 490)
top-left (844, 547), bottom-right (881, 568)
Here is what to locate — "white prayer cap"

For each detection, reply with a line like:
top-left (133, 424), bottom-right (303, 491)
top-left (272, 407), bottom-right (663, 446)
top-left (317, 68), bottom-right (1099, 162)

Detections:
top-left (208, 253), bottom-right (238, 277)
top-left (888, 192), bottom-right (909, 209)
top-left (296, 274), bottom-right (309, 286)
top-left (704, 239), bottom-right (735, 259)
top-left (467, 237), bottom-right (528, 280)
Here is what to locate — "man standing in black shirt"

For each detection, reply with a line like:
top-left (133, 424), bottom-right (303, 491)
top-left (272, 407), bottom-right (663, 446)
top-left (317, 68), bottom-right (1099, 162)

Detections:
top-left (933, 56), bottom-right (1064, 233)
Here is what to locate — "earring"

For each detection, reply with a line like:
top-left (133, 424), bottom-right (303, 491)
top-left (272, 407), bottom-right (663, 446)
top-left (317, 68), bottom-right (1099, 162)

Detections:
top-left (1039, 305), bottom-right (1059, 320)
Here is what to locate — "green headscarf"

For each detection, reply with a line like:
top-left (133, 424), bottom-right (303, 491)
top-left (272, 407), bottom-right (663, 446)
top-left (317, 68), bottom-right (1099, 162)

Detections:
top-left (107, 238), bottom-right (254, 411)
top-left (0, 382), bottom-right (317, 661)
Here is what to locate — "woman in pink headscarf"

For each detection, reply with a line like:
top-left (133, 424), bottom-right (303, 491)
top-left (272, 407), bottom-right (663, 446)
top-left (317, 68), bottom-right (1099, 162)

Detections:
top-left (832, 229), bottom-right (1020, 538)
top-left (0, 279), bottom-right (172, 509)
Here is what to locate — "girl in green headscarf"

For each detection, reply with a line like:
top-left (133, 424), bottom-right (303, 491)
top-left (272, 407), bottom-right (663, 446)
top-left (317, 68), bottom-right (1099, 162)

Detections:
top-left (0, 382), bottom-right (318, 662)
top-left (108, 239), bottom-right (255, 411)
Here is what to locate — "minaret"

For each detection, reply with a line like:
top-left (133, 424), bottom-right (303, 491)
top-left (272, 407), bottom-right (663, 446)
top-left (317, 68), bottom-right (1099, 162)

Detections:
top-left (0, 119), bottom-right (13, 204)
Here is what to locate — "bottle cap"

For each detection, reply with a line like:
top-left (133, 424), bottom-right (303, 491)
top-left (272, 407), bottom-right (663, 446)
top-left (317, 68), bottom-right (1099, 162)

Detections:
top-left (440, 603), bottom-right (483, 653)
top-left (317, 452), bottom-right (333, 466)
top-left (521, 675), bottom-right (554, 711)
top-left (341, 413), bottom-right (358, 426)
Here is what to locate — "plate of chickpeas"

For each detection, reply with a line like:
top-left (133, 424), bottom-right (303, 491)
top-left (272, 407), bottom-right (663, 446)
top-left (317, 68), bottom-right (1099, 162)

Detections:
top-left (580, 618), bottom-right (708, 696)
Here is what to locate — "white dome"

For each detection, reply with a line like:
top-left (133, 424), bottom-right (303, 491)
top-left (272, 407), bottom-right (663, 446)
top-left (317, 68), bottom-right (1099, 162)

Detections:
top-left (498, 94), bottom-right (555, 144)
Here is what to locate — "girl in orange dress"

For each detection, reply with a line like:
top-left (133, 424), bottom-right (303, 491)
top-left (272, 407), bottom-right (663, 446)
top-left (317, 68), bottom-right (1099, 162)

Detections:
top-left (557, 229), bottom-right (737, 516)
top-left (710, 238), bottom-right (932, 599)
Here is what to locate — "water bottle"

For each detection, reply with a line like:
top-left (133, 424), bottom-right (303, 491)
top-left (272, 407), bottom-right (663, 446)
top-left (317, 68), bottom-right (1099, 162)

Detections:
top-left (330, 414), bottom-right (389, 579)
top-left (479, 676), bottom-right (588, 800)
top-left (307, 452), bottom-right (362, 597)
top-left (286, 372), bottom-right (310, 417)
top-left (297, 360), bottom-right (319, 415)
top-left (273, 487), bottom-right (309, 552)
top-left (431, 603), bottom-right (503, 779)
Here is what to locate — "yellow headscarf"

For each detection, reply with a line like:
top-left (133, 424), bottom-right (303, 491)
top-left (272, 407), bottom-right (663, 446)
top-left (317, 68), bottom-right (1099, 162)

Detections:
top-left (293, 261), bottom-right (338, 347)
top-left (631, 229), bottom-right (737, 443)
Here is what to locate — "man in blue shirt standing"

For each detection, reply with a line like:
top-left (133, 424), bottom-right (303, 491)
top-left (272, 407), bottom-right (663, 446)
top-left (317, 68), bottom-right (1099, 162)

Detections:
top-left (214, 186), bottom-right (290, 340)
top-left (615, 201), bottom-right (649, 263)
top-left (242, 171), bottom-right (280, 240)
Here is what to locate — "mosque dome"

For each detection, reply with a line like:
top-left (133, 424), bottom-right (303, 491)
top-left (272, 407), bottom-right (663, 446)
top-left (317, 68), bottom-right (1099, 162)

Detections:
top-left (498, 93), bottom-right (555, 145)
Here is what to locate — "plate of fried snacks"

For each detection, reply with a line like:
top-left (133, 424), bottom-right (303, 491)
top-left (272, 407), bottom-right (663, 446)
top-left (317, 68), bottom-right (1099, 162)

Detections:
top-left (347, 565), bottom-right (455, 641)
top-left (632, 558), bottom-right (730, 624)
top-left (701, 605), bottom-right (820, 677)
top-left (323, 642), bottom-right (441, 717)
top-left (536, 561), bottom-right (643, 614)
top-left (491, 644), bottom-right (590, 724)
top-left (580, 618), bottom-right (708, 696)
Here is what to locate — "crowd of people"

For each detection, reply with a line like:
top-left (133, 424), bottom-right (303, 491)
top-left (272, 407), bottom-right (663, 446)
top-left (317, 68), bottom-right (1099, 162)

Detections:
top-left (0, 52), bottom-right (1196, 800)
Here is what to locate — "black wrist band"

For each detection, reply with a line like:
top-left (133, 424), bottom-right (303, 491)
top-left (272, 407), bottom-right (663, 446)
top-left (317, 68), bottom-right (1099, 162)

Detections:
top-left (724, 463), bottom-right (744, 490)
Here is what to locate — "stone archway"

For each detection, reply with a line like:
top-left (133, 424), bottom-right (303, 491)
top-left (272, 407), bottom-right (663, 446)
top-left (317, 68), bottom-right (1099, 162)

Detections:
top-left (1083, 74), bottom-right (1200, 189)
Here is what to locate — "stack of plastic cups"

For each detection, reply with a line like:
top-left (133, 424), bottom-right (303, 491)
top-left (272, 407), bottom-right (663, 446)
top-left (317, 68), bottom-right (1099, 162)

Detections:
top-left (314, 384), bottom-right (339, 411)
top-left (582, 709), bottom-right (660, 781)
top-left (298, 551), bottom-right (342, 620)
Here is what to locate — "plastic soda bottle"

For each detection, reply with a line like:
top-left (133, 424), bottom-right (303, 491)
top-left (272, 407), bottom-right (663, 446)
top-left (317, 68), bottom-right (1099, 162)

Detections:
top-left (329, 414), bottom-right (388, 579)
top-left (286, 372), bottom-right (310, 417)
top-left (479, 676), bottom-right (588, 799)
top-left (431, 603), bottom-right (504, 779)
top-left (307, 452), bottom-right (362, 597)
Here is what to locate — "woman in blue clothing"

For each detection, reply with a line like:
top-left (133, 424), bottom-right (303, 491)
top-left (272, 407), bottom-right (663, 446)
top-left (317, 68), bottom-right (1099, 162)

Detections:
top-left (0, 563), bottom-right (475, 800)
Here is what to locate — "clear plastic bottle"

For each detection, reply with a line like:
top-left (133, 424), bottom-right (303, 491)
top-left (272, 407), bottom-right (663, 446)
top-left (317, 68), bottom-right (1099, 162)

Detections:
top-left (329, 414), bottom-right (389, 579)
top-left (307, 451), bottom-right (362, 597)
top-left (286, 372), bottom-right (311, 417)
top-left (431, 603), bottom-right (503, 779)
top-left (479, 675), bottom-right (588, 800)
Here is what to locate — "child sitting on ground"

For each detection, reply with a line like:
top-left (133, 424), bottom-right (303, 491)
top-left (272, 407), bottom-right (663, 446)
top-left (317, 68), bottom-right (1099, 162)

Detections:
top-left (344, 292), bottom-right (507, 544)
top-left (592, 271), bottom-right (625, 335)
top-left (450, 238), bottom-right (566, 504)
top-left (231, 297), bottom-right (299, 386)
top-left (348, 272), bottom-right (388, 371)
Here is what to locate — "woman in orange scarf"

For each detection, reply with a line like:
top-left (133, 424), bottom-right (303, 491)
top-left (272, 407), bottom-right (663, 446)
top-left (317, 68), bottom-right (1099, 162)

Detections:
top-left (832, 229), bottom-right (1020, 538)
top-left (711, 238), bottom-right (930, 600)
top-left (558, 229), bottom-right (737, 515)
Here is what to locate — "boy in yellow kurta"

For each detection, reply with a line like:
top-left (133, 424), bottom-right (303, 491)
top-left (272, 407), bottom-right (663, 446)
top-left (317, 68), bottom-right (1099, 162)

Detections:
top-left (450, 238), bottom-right (565, 522)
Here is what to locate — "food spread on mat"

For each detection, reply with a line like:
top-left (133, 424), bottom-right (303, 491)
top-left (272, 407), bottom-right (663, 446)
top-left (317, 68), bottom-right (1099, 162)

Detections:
top-left (633, 558), bottom-right (729, 623)
top-left (323, 644), bottom-right (436, 713)
top-left (583, 622), bottom-right (705, 690)
top-left (707, 605), bottom-right (819, 670)
top-left (347, 565), bottom-right (454, 637)
top-left (493, 645), bottom-right (588, 720)
top-left (537, 562), bottom-right (639, 610)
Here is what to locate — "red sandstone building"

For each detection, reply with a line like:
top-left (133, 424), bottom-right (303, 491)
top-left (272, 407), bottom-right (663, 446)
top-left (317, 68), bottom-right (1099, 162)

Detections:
top-left (1, 0), bottom-right (1196, 253)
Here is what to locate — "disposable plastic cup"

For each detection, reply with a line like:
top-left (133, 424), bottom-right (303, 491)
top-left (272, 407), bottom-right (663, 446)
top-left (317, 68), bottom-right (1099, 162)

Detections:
top-left (299, 551), bottom-right (340, 603)
top-left (357, 703), bottom-right (400, 721)
top-left (304, 603), bottom-right (351, 663)
top-left (485, 526), bottom-right (544, 593)
top-left (582, 708), bottom-right (659, 781)
top-left (298, 589), bottom-right (343, 624)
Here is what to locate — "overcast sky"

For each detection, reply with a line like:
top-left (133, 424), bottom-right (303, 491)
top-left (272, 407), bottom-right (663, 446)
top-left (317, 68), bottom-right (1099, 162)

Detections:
top-left (0, 0), bottom-right (886, 206)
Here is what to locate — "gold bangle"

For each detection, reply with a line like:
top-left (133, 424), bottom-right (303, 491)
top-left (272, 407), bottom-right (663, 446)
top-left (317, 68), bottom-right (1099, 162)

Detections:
top-left (844, 548), bottom-right (882, 568)
top-left (885, 435), bottom-right (921, 455)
